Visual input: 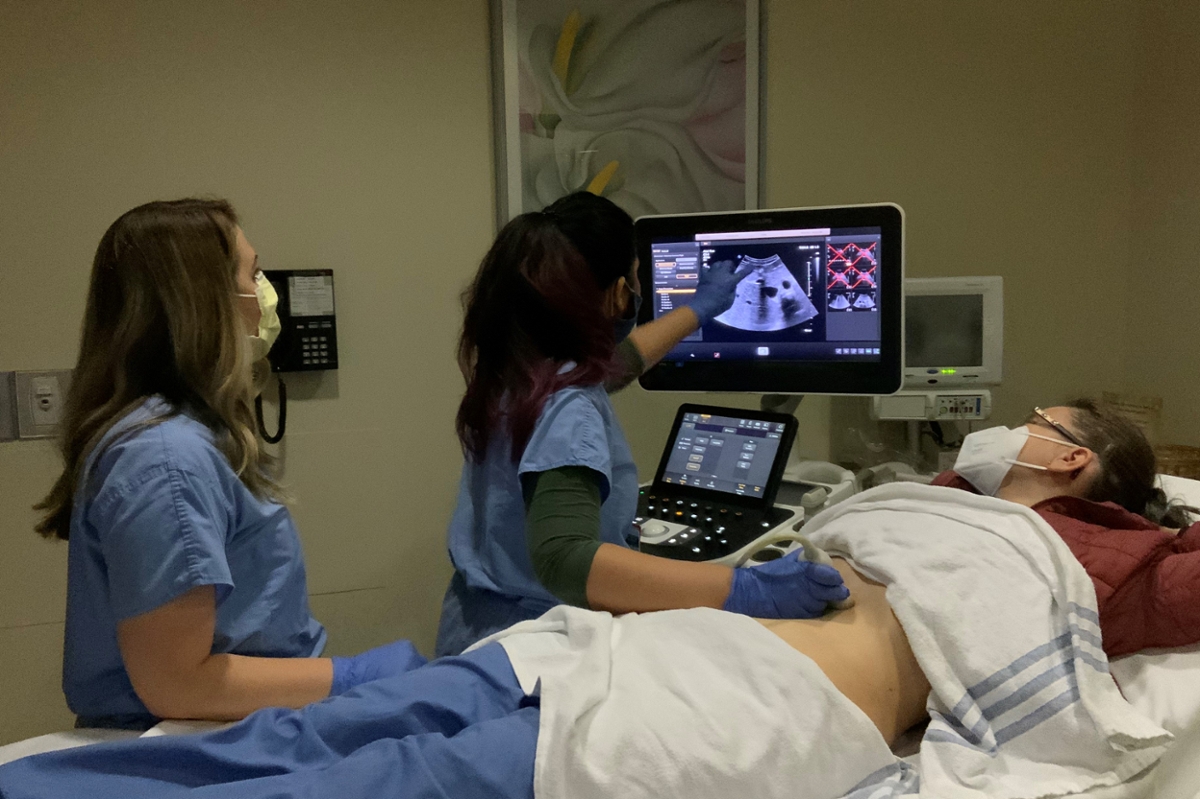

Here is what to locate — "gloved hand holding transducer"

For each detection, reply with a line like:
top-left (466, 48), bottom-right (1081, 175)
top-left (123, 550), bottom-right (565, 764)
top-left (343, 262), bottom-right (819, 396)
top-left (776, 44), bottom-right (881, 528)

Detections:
top-left (722, 555), bottom-right (851, 619)
top-left (688, 259), bottom-right (754, 326)
top-left (330, 639), bottom-right (429, 696)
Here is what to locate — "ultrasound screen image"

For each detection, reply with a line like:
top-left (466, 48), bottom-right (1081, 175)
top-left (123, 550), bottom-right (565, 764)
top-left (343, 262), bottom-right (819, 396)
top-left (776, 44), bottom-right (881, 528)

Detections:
top-left (713, 254), bottom-right (819, 332)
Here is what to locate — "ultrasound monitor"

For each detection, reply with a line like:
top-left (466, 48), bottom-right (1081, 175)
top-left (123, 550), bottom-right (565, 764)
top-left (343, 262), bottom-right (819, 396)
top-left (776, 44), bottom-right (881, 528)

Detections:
top-left (904, 276), bottom-right (1003, 387)
top-left (635, 204), bottom-right (904, 395)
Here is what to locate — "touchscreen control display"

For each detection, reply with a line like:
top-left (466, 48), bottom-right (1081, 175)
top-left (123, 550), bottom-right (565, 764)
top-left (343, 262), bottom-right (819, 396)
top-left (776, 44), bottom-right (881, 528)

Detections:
top-left (660, 410), bottom-right (787, 497)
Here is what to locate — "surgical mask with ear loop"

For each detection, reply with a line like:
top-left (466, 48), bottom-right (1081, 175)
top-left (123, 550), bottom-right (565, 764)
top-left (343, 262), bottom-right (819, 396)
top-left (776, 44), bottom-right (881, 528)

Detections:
top-left (953, 425), bottom-right (1080, 496)
top-left (236, 271), bottom-right (287, 443)
top-left (613, 283), bottom-right (642, 344)
top-left (237, 270), bottom-right (282, 364)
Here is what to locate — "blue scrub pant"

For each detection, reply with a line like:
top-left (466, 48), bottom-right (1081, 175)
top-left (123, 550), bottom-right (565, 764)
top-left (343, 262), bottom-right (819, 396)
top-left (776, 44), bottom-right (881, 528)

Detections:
top-left (0, 644), bottom-right (538, 799)
top-left (436, 571), bottom-right (554, 657)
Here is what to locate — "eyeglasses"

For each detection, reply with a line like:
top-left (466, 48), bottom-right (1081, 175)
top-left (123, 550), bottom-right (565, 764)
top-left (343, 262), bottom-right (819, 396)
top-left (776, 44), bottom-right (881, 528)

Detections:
top-left (1030, 407), bottom-right (1086, 447)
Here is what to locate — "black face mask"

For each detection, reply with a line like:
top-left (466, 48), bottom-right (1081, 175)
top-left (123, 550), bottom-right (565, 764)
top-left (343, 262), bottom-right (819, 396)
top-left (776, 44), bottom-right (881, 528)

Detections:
top-left (614, 288), bottom-right (642, 343)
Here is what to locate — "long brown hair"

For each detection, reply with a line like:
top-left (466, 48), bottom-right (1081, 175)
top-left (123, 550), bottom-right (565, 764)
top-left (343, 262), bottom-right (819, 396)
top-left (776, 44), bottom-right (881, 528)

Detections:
top-left (35, 199), bottom-right (282, 540)
top-left (456, 192), bottom-right (632, 462)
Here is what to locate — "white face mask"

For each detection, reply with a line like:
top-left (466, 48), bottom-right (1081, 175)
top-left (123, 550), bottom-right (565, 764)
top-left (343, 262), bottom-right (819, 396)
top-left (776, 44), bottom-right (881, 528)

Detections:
top-left (236, 270), bottom-right (281, 362)
top-left (953, 425), bottom-right (1078, 496)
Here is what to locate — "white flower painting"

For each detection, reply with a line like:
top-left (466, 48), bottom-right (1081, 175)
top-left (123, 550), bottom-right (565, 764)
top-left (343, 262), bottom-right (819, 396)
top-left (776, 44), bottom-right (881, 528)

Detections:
top-left (495, 0), bottom-right (758, 218)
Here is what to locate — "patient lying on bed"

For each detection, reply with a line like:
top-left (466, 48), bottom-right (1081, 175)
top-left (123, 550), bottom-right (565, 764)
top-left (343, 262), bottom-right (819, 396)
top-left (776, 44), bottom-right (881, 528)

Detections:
top-left (936, 401), bottom-right (1200, 656)
top-left (767, 397), bottom-right (1199, 748)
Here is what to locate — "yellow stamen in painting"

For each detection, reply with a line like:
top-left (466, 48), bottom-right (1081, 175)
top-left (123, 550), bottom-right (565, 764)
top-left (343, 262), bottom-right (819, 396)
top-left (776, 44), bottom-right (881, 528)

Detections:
top-left (587, 160), bottom-right (620, 195)
top-left (552, 10), bottom-right (582, 90)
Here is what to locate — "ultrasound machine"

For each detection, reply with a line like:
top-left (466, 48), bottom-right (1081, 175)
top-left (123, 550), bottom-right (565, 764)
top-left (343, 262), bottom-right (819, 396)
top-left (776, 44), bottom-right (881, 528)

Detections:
top-left (631, 204), bottom-right (905, 566)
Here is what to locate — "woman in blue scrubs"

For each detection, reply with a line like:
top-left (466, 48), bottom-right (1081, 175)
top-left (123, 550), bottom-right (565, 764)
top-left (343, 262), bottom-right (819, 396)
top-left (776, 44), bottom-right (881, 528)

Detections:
top-left (436, 193), bottom-right (849, 655)
top-left (35, 199), bottom-right (423, 728)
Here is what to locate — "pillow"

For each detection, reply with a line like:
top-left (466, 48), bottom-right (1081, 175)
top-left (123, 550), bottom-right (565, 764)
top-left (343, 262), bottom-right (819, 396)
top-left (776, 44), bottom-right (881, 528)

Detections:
top-left (1158, 473), bottom-right (1200, 509)
top-left (1110, 643), bottom-right (1200, 735)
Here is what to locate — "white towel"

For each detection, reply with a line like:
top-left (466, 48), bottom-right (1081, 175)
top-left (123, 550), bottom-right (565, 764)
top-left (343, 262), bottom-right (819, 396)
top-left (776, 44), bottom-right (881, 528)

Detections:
top-left (803, 484), bottom-right (1172, 798)
top-left (474, 606), bottom-right (911, 799)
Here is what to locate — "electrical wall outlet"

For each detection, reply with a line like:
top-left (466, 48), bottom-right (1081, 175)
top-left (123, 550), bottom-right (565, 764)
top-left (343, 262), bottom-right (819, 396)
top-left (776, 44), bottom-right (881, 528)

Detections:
top-left (4, 370), bottom-right (74, 440)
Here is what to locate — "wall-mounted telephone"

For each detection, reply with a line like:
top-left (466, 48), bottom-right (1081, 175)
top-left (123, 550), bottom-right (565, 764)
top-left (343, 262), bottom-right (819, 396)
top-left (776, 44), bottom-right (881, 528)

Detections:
top-left (255, 269), bottom-right (338, 443)
top-left (263, 269), bottom-right (339, 373)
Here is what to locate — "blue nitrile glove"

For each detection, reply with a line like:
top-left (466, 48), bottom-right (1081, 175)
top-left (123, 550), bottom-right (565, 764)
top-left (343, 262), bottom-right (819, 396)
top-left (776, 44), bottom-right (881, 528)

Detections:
top-left (330, 639), bottom-right (428, 696)
top-left (722, 556), bottom-right (851, 618)
top-left (689, 259), bottom-right (754, 325)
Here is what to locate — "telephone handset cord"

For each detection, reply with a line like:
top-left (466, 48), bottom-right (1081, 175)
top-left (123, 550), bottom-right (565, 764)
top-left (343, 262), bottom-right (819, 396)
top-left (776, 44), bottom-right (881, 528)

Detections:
top-left (255, 375), bottom-right (287, 444)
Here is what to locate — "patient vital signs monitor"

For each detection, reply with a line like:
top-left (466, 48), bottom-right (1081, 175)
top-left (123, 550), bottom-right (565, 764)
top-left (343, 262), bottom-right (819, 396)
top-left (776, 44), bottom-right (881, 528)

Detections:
top-left (873, 276), bottom-right (1004, 422)
top-left (904, 276), bottom-right (1003, 388)
top-left (635, 204), bottom-right (904, 395)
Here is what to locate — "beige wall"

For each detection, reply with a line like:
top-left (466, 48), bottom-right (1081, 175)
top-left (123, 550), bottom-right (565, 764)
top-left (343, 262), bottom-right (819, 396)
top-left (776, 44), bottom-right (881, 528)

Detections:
top-left (0, 0), bottom-right (494, 743)
top-left (0, 0), bottom-right (1191, 746)
top-left (765, 1), bottom-right (1139, 430)
top-left (1126, 0), bottom-right (1200, 446)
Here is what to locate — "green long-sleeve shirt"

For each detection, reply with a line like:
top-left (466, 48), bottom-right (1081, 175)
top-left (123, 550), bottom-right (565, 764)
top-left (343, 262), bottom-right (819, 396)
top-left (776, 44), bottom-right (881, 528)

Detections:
top-left (521, 338), bottom-right (645, 607)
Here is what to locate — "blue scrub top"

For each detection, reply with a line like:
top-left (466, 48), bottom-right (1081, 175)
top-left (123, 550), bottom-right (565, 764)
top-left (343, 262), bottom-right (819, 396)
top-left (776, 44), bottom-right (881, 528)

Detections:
top-left (438, 383), bottom-right (639, 654)
top-left (63, 398), bottom-right (326, 725)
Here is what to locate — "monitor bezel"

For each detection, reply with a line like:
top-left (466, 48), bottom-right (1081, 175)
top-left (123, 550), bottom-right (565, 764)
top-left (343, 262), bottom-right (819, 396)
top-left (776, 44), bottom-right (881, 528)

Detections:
top-left (635, 203), bottom-right (904, 395)
top-left (649, 403), bottom-right (799, 511)
top-left (903, 276), bottom-right (1004, 388)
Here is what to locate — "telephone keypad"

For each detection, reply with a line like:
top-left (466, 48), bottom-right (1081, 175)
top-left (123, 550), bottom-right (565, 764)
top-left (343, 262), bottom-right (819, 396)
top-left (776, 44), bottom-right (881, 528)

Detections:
top-left (298, 322), bottom-right (336, 367)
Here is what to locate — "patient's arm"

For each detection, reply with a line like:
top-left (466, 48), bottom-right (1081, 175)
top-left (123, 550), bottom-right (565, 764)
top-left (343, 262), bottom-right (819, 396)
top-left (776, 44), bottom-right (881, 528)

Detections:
top-left (756, 559), bottom-right (930, 745)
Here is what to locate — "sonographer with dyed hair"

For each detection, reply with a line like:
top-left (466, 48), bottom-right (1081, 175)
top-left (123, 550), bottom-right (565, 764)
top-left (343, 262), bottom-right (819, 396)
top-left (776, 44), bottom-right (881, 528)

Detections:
top-left (436, 192), bottom-right (851, 656)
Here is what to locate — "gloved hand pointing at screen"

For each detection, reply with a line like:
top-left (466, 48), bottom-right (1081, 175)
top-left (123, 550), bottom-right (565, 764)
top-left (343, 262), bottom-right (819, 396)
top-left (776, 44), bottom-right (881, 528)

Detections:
top-left (722, 556), bottom-right (851, 619)
top-left (688, 259), bottom-right (754, 325)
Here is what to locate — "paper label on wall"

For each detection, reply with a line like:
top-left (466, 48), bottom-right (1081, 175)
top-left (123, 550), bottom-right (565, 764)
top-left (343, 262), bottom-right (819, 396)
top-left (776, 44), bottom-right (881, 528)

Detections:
top-left (288, 275), bottom-right (335, 317)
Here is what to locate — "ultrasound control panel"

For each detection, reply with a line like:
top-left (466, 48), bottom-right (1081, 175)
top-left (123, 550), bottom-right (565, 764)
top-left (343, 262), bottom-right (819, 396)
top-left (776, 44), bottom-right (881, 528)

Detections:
top-left (660, 411), bottom-right (788, 496)
top-left (636, 404), bottom-right (801, 564)
top-left (635, 490), bottom-right (795, 562)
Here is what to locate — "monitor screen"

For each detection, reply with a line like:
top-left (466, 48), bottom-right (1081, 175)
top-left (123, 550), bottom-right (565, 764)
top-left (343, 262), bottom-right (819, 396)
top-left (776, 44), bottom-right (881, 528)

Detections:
top-left (650, 228), bottom-right (882, 362)
top-left (659, 410), bottom-right (788, 498)
top-left (635, 204), bottom-right (903, 395)
top-left (906, 294), bottom-right (984, 368)
top-left (902, 276), bottom-right (1003, 387)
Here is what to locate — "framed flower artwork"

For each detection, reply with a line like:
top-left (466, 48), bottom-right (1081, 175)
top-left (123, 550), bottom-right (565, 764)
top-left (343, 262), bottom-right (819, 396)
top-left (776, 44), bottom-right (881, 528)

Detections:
top-left (490, 0), bottom-right (761, 223)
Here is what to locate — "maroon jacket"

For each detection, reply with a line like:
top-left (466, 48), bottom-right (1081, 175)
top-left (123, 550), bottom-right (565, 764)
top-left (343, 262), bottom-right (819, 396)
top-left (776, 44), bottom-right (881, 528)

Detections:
top-left (932, 472), bottom-right (1200, 657)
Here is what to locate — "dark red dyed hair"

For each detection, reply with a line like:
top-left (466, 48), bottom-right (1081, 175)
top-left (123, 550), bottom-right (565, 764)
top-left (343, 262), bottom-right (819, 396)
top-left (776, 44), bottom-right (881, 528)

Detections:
top-left (456, 192), bottom-right (634, 461)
